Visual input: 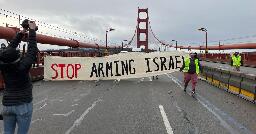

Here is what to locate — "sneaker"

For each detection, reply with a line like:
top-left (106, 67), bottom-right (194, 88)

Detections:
top-left (191, 91), bottom-right (195, 94)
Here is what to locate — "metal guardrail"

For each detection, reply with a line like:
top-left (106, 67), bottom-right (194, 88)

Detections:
top-left (201, 66), bottom-right (256, 103)
top-left (199, 53), bottom-right (256, 67)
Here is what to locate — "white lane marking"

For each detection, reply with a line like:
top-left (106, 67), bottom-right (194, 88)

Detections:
top-left (31, 118), bottom-right (41, 124)
top-left (53, 110), bottom-right (75, 117)
top-left (71, 104), bottom-right (79, 107)
top-left (166, 74), bottom-right (253, 134)
top-left (65, 98), bottom-right (102, 134)
top-left (72, 92), bottom-right (90, 102)
top-left (80, 93), bottom-right (89, 97)
top-left (34, 103), bottom-right (47, 112)
top-left (159, 105), bottom-right (174, 134)
top-left (174, 102), bottom-right (182, 112)
top-left (39, 103), bottom-right (47, 109)
top-left (49, 98), bottom-right (64, 103)
top-left (114, 79), bottom-right (120, 83)
top-left (165, 74), bottom-right (183, 89)
top-left (33, 98), bottom-right (47, 106)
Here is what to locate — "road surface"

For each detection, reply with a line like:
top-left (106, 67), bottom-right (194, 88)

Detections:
top-left (0, 72), bottom-right (255, 134)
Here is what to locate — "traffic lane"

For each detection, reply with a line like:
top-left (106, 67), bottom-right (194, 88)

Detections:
top-left (0, 74), bottom-right (245, 134)
top-left (172, 71), bottom-right (256, 133)
top-left (155, 75), bottom-right (229, 134)
top-left (71, 76), bottom-right (229, 134)
top-left (70, 78), bottom-right (167, 134)
top-left (32, 80), bottom-right (87, 107)
top-left (201, 61), bottom-right (256, 75)
top-left (30, 80), bottom-right (115, 134)
top-left (0, 80), bottom-right (133, 134)
top-left (0, 80), bottom-right (72, 133)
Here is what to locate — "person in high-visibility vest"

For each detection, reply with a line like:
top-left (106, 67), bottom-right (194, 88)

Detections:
top-left (231, 52), bottom-right (242, 71)
top-left (180, 52), bottom-right (201, 95)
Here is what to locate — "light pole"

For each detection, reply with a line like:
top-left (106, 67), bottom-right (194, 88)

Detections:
top-left (105, 28), bottom-right (115, 55)
top-left (172, 40), bottom-right (178, 50)
top-left (198, 27), bottom-right (208, 53)
top-left (163, 44), bottom-right (168, 51)
top-left (218, 41), bottom-right (222, 52)
top-left (122, 40), bottom-right (128, 51)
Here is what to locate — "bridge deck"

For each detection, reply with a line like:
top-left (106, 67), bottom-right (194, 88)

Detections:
top-left (0, 72), bottom-right (255, 134)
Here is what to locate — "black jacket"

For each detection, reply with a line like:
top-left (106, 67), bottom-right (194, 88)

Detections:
top-left (1, 29), bottom-right (38, 106)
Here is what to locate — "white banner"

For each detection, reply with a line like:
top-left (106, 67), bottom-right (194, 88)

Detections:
top-left (44, 51), bottom-right (187, 81)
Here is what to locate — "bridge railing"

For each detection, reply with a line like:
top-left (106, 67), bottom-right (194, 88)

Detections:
top-left (199, 52), bottom-right (256, 67)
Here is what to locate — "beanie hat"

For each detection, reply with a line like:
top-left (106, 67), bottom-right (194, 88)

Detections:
top-left (0, 47), bottom-right (20, 63)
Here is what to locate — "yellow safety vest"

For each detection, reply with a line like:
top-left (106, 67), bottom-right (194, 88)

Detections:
top-left (183, 58), bottom-right (200, 74)
top-left (232, 55), bottom-right (241, 66)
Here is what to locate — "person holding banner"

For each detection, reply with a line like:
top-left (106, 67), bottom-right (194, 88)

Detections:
top-left (180, 52), bottom-right (201, 95)
top-left (0, 21), bottom-right (38, 134)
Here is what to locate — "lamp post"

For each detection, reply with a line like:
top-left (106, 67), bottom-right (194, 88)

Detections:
top-left (105, 28), bottom-right (115, 55)
top-left (172, 40), bottom-right (178, 50)
top-left (198, 27), bottom-right (208, 53)
top-left (218, 41), bottom-right (222, 52)
top-left (122, 39), bottom-right (128, 51)
top-left (162, 43), bottom-right (167, 51)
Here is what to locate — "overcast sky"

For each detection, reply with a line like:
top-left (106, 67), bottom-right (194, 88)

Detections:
top-left (0, 0), bottom-right (256, 49)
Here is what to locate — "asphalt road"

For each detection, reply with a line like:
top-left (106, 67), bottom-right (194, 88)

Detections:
top-left (0, 72), bottom-right (255, 134)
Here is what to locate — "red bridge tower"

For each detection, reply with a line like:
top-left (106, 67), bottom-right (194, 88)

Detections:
top-left (137, 7), bottom-right (149, 51)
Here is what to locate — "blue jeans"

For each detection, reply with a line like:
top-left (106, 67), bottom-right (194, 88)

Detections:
top-left (2, 102), bottom-right (33, 134)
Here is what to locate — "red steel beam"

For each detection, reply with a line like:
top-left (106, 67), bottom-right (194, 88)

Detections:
top-left (0, 26), bottom-right (114, 49)
top-left (177, 43), bottom-right (256, 50)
